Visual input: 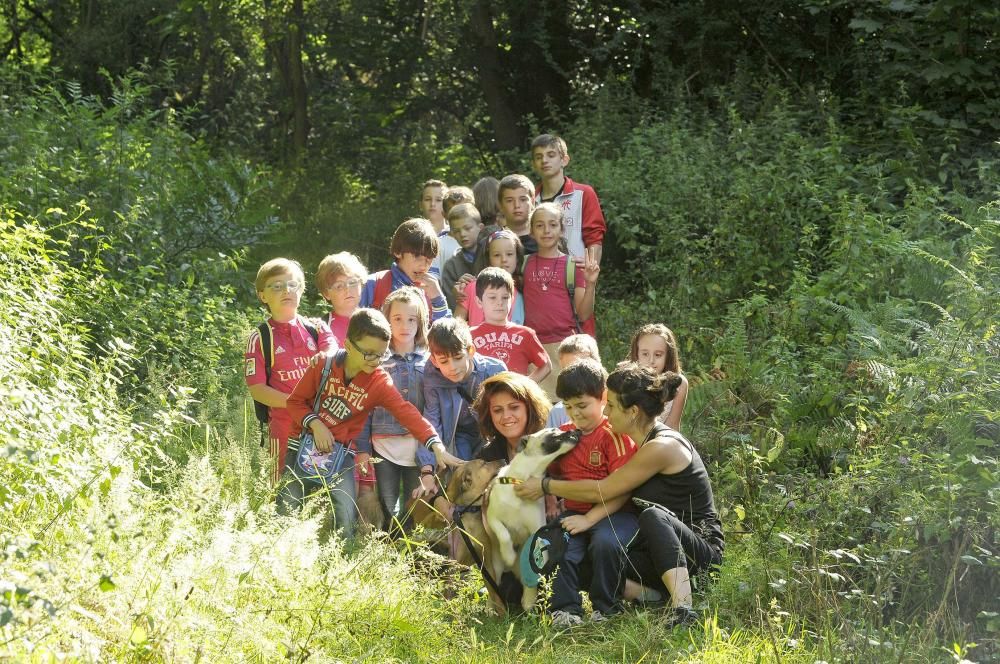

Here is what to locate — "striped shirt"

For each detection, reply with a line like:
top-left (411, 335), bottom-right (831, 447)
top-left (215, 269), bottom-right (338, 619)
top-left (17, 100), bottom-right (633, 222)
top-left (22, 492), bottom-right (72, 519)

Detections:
top-left (548, 417), bottom-right (636, 513)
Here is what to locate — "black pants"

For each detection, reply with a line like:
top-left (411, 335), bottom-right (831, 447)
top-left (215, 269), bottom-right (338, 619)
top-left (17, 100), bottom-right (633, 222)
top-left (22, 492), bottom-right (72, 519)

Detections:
top-left (625, 507), bottom-right (722, 590)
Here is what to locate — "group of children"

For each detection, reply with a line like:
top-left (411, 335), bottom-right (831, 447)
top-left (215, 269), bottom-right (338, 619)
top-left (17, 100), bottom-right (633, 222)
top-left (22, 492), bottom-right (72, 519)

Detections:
top-left (244, 133), bottom-right (691, 618)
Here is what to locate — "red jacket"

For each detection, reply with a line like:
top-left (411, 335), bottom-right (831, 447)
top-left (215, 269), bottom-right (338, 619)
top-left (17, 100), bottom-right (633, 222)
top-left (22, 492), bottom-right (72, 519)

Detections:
top-left (287, 350), bottom-right (439, 448)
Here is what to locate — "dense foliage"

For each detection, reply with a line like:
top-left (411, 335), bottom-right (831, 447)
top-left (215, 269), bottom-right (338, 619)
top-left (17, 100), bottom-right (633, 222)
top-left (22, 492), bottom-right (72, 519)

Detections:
top-left (1, 2), bottom-right (998, 660)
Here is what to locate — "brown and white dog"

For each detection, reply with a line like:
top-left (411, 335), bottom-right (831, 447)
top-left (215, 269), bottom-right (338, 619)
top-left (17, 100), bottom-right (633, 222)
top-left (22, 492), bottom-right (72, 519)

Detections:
top-left (484, 427), bottom-right (581, 612)
top-left (405, 460), bottom-right (503, 557)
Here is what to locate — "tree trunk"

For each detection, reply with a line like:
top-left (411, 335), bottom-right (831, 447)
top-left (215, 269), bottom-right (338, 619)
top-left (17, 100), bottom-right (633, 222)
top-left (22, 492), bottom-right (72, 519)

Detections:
top-left (289, 0), bottom-right (308, 156)
top-left (469, 0), bottom-right (523, 152)
top-left (264, 0), bottom-right (309, 161)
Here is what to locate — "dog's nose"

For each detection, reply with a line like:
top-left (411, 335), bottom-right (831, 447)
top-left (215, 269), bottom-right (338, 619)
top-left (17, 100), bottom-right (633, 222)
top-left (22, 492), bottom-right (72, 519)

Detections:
top-left (561, 429), bottom-right (583, 443)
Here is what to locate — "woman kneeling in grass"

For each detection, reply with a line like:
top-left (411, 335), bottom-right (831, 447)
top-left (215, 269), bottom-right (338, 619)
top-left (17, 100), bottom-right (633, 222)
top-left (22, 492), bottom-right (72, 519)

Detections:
top-left (516, 362), bottom-right (723, 627)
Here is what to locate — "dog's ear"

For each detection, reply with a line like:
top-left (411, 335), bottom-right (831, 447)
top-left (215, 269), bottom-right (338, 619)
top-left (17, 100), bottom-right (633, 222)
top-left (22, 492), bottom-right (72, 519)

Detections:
top-left (516, 436), bottom-right (528, 453)
top-left (461, 462), bottom-right (475, 490)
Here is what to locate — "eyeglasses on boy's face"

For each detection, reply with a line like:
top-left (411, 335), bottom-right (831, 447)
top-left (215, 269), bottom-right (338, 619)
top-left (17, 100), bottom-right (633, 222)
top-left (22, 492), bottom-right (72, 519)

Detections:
top-left (265, 280), bottom-right (303, 293)
top-left (349, 338), bottom-right (391, 363)
top-left (329, 277), bottom-right (364, 292)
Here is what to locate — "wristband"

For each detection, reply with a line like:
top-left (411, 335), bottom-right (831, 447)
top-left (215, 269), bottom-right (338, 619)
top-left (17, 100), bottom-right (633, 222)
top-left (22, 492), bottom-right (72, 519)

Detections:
top-left (541, 476), bottom-right (552, 496)
top-left (420, 469), bottom-right (435, 477)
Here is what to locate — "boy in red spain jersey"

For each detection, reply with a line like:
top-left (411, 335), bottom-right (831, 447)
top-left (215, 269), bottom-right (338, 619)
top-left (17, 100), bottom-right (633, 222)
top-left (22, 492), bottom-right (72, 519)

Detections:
top-left (245, 258), bottom-right (336, 485)
top-left (469, 267), bottom-right (550, 385)
top-left (544, 359), bottom-right (639, 626)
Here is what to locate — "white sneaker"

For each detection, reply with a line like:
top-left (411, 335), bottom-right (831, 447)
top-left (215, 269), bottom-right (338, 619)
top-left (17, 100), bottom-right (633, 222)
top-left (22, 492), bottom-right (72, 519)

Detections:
top-left (590, 610), bottom-right (609, 623)
top-left (551, 610), bottom-right (583, 627)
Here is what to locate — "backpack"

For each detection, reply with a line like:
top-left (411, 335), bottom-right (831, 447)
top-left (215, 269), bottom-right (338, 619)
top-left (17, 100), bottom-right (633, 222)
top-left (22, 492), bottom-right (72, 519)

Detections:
top-left (253, 317), bottom-right (321, 425)
top-left (370, 270), bottom-right (396, 312)
top-left (371, 268), bottom-right (437, 316)
top-left (522, 254), bottom-right (582, 334)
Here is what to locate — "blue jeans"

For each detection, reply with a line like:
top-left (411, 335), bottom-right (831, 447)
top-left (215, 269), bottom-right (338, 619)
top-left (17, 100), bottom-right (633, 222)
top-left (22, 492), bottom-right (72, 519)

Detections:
top-left (276, 450), bottom-right (358, 536)
top-left (374, 458), bottom-right (420, 531)
top-left (550, 510), bottom-right (639, 615)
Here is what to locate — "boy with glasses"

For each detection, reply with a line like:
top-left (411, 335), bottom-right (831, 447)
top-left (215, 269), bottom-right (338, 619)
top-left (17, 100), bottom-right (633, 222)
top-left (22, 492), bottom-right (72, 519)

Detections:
top-left (245, 258), bottom-right (336, 484)
top-left (281, 308), bottom-right (445, 534)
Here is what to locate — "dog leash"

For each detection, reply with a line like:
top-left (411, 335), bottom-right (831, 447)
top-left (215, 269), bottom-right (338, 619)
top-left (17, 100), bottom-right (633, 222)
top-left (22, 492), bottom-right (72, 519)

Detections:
top-left (452, 491), bottom-right (504, 602)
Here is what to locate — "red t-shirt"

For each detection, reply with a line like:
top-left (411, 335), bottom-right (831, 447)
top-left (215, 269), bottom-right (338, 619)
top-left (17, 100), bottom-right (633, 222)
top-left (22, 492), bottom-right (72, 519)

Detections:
top-left (522, 254), bottom-right (587, 343)
top-left (548, 417), bottom-right (636, 512)
top-left (463, 279), bottom-right (520, 327)
top-left (470, 321), bottom-right (548, 376)
top-left (244, 316), bottom-right (337, 428)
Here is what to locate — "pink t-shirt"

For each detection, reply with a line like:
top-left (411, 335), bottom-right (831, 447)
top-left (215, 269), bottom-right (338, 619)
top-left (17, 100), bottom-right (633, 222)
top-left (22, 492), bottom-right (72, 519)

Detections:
top-left (463, 279), bottom-right (522, 327)
top-left (327, 312), bottom-right (350, 348)
top-left (470, 322), bottom-right (548, 375)
top-left (244, 316), bottom-right (337, 428)
top-left (522, 254), bottom-right (586, 343)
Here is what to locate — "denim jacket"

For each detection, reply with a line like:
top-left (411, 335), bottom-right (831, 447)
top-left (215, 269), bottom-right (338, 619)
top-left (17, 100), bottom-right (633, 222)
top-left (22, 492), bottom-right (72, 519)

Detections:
top-left (415, 353), bottom-right (507, 468)
top-left (355, 348), bottom-right (429, 455)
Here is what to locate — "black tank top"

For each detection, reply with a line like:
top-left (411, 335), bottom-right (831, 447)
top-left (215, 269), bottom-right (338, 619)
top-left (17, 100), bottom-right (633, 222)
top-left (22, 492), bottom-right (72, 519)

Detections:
top-left (631, 423), bottom-right (724, 550)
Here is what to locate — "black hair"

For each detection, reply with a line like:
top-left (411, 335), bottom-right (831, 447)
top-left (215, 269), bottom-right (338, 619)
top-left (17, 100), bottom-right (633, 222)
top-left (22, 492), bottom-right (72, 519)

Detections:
top-left (427, 317), bottom-right (474, 356)
top-left (556, 359), bottom-right (607, 401)
top-left (390, 218), bottom-right (439, 259)
top-left (347, 308), bottom-right (392, 344)
top-left (606, 362), bottom-right (683, 419)
top-left (475, 266), bottom-right (514, 298)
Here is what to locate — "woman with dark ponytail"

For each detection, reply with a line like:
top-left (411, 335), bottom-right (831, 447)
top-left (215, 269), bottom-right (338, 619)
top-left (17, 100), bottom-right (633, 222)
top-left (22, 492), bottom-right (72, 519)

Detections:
top-left (516, 362), bottom-right (723, 627)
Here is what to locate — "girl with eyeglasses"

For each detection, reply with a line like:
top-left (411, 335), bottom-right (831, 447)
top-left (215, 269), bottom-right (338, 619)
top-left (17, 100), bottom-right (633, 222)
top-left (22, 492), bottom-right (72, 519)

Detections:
top-left (316, 252), bottom-right (368, 347)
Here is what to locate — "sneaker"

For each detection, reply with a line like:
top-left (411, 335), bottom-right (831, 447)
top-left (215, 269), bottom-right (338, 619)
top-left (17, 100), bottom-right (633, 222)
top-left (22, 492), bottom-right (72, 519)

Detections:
top-left (662, 606), bottom-right (699, 628)
top-left (551, 610), bottom-right (584, 627)
top-left (589, 610), bottom-right (610, 623)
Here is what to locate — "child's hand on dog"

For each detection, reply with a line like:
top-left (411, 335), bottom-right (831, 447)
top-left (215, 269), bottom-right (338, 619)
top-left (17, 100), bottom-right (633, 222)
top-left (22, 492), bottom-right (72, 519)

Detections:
top-left (412, 473), bottom-right (439, 499)
top-left (560, 514), bottom-right (593, 535)
top-left (433, 446), bottom-right (465, 469)
top-left (514, 478), bottom-right (544, 500)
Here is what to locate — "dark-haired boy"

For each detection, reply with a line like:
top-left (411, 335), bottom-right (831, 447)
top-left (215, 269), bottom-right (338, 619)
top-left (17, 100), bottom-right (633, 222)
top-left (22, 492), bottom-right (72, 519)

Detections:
top-left (531, 133), bottom-right (606, 266)
top-left (281, 308), bottom-right (445, 534)
top-left (545, 359), bottom-right (639, 626)
top-left (498, 174), bottom-right (538, 255)
top-left (359, 218), bottom-right (451, 322)
top-left (469, 267), bottom-right (550, 384)
top-left (440, 203), bottom-right (483, 311)
top-left (413, 318), bottom-right (506, 495)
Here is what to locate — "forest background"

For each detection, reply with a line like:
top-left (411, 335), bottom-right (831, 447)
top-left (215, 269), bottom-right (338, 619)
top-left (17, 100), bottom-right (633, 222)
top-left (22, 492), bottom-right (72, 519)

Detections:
top-left (1, 1), bottom-right (997, 661)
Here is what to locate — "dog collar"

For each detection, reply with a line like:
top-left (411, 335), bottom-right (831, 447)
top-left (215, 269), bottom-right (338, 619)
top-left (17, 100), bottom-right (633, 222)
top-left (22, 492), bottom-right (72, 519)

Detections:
top-left (495, 477), bottom-right (524, 485)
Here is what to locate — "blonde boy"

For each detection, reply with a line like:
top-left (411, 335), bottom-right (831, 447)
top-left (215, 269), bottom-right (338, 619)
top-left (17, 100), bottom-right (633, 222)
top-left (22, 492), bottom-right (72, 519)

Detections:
top-left (440, 203), bottom-right (483, 310)
top-left (546, 334), bottom-right (601, 428)
top-left (420, 179), bottom-right (461, 278)
top-left (245, 258), bottom-right (336, 484)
